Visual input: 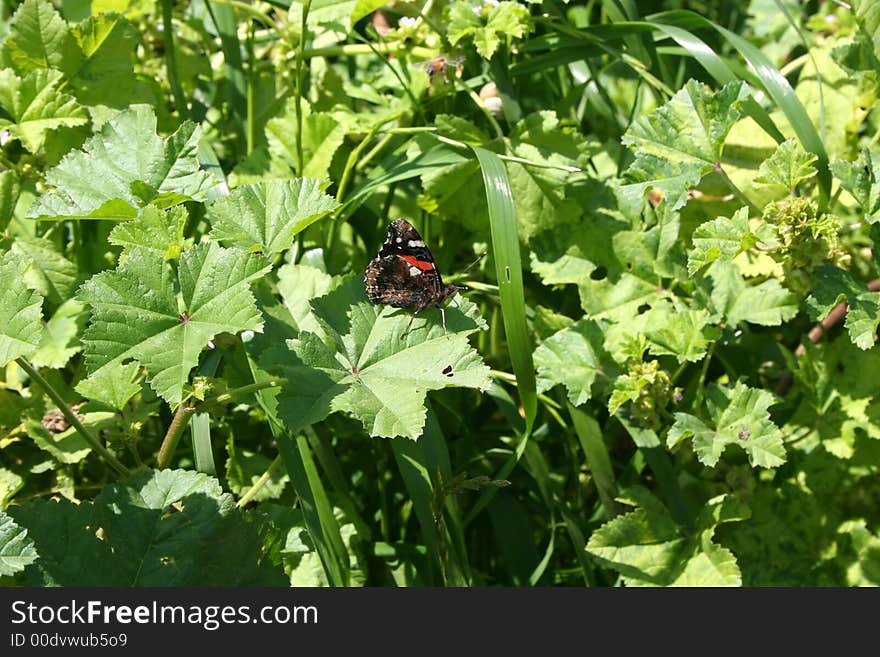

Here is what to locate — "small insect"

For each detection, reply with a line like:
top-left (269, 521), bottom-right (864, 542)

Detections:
top-left (419, 55), bottom-right (464, 81)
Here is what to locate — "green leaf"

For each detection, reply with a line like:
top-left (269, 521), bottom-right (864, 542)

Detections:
top-left (276, 262), bottom-right (339, 338)
top-left (8, 469), bottom-right (285, 585)
top-left (10, 234), bottom-right (78, 304)
top-left (0, 251), bottom-right (44, 367)
top-left (74, 361), bottom-right (142, 410)
top-left (25, 417), bottom-right (92, 464)
top-left (667, 381), bottom-right (786, 468)
top-left (831, 148), bottom-right (880, 223)
top-left (0, 68), bottom-right (88, 152)
top-left (78, 242), bottom-right (270, 405)
top-left (806, 265), bottom-right (880, 350)
top-left (0, 511), bottom-right (38, 577)
top-left (109, 205), bottom-right (188, 260)
top-left (67, 12), bottom-right (140, 105)
top-left (585, 488), bottom-right (747, 586)
top-left (688, 207), bottom-right (761, 275)
top-left (274, 276), bottom-right (490, 440)
top-left (754, 139), bottom-right (817, 191)
top-left (208, 178), bottom-right (339, 255)
top-left (448, 0), bottom-right (532, 60)
top-left (30, 298), bottom-right (84, 368)
top-left (0, 468), bottom-right (24, 508)
top-left (2, 0), bottom-right (82, 78)
top-left (644, 303), bottom-right (719, 363)
top-left (266, 99), bottom-right (348, 180)
top-left (0, 170), bottom-right (21, 232)
top-left (706, 260), bottom-right (798, 327)
top-left (29, 105), bottom-right (218, 221)
top-left (226, 438), bottom-right (288, 503)
top-left (534, 319), bottom-right (615, 406)
top-left (621, 79), bottom-right (749, 212)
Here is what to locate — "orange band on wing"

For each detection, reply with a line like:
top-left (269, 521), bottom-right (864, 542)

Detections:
top-left (399, 255), bottom-right (435, 271)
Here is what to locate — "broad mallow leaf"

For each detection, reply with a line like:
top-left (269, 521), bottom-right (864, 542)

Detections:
top-left (806, 265), bottom-right (880, 350)
top-left (29, 104), bottom-right (218, 221)
top-left (208, 178), bottom-right (339, 255)
top-left (78, 242), bottom-right (270, 405)
top-left (0, 511), bottom-right (38, 577)
top-left (7, 469), bottom-right (285, 585)
top-left (585, 487), bottom-right (748, 586)
top-left (620, 80), bottom-right (750, 212)
top-left (667, 381), bottom-right (786, 468)
top-left (831, 148), bottom-right (880, 224)
top-left (535, 319), bottom-right (617, 406)
top-left (274, 276), bottom-right (490, 440)
top-left (0, 251), bottom-right (44, 367)
top-left (0, 68), bottom-right (88, 153)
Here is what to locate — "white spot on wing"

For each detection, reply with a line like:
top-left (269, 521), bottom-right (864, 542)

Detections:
top-left (409, 266), bottom-right (422, 276)
top-left (408, 240), bottom-right (425, 247)
top-left (396, 237), bottom-right (403, 243)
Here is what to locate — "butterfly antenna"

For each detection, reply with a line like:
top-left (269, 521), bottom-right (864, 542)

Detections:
top-left (462, 251), bottom-right (487, 273)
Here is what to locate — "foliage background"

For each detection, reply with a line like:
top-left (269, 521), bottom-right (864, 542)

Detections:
top-left (1, 0), bottom-right (879, 586)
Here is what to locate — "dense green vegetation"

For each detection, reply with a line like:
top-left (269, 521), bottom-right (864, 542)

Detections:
top-left (0, 0), bottom-right (879, 586)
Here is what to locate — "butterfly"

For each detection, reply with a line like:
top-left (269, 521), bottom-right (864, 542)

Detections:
top-left (364, 218), bottom-right (460, 335)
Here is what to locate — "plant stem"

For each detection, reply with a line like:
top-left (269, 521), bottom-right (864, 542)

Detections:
top-left (235, 455), bottom-right (282, 508)
top-left (161, 0), bottom-right (188, 119)
top-left (212, 379), bottom-right (285, 405)
top-left (715, 163), bottom-right (761, 215)
top-left (156, 401), bottom-right (197, 469)
top-left (16, 357), bottom-right (130, 477)
top-left (294, 0), bottom-right (312, 175)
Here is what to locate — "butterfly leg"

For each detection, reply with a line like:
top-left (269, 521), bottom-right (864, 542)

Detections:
top-left (401, 309), bottom-right (421, 340)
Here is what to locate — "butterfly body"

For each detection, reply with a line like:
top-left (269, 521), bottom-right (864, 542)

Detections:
top-left (364, 219), bottom-right (459, 333)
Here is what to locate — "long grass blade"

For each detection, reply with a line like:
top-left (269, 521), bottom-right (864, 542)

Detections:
top-left (472, 146), bottom-right (537, 432)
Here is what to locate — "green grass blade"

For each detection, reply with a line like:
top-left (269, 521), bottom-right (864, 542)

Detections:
top-left (246, 355), bottom-right (349, 586)
top-left (472, 146), bottom-right (537, 432)
top-left (568, 403), bottom-right (619, 517)
top-left (616, 414), bottom-right (691, 530)
top-left (389, 406), bottom-right (470, 586)
top-left (277, 433), bottom-right (350, 586)
top-left (190, 349), bottom-right (222, 475)
top-left (206, 0), bottom-right (247, 150)
top-left (160, 0), bottom-right (188, 119)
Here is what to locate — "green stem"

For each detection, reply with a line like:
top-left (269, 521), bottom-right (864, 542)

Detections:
top-left (156, 401), bottom-right (197, 469)
top-left (235, 455), bottom-right (282, 508)
top-left (209, 0), bottom-right (274, 26)
top-left (294, 0), bottom-right (312, 175)
top-left (304, 43), bottom-right (434, 59)
top-left (212, 379), bottom-right (284, 405)
top-left (16, 357), bottom-right (130, 477)
top-left (715, 163), bottom-right (761, 215)
top-left (161, 0), bottom-right (188, 118)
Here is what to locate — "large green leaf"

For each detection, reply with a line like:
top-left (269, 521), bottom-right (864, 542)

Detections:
top-left (0, 251), bottom-right (44, 367)
top-left (806, 265), bottom-right (880, 350)
top-left (0, 511), bottom-right (38, 577)
top-left (620, 79), bottom-right (749, 212)
top-left (208, 178), bottom-right (339, 255)
top-left (831, 148), bottom-right (880, 224)
top-left (0, 68), bottom-right (87, 152)
top-left (534, 319), bottom-right (617, 406)
top-left (29, 105), bottom-right (218, 221)
top-left (7, 469), bottom-right (286, 585)
top-left (1, 0), bottom-right (82, 78)
top-left (668, 381), bottom-right (786, 468)
top-left (585, 488), bottom-right (748, 586)
top-left (77, 242), bottom-right (270, 405)
top-left (273, 276), bottom-right (490, 440)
